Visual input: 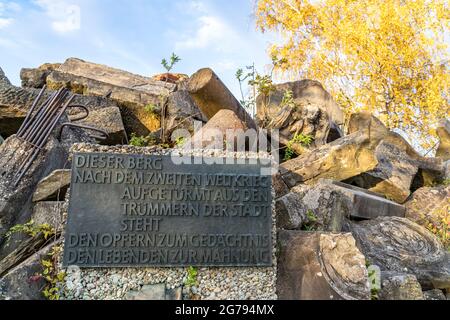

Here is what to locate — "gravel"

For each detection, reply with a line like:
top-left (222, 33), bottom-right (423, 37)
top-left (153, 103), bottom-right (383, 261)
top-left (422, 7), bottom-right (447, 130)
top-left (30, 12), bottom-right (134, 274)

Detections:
top-left (57, 143), bottom-right (278, 300)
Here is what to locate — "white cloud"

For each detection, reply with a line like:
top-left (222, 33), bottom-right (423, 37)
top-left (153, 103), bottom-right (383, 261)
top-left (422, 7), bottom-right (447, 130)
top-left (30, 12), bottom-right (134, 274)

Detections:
top-left (33, 0), bottom-right (81, 33)
top-left (175, 15), bottom-right (242, 52)
top-left (0, 17), bottom-right (12, 28)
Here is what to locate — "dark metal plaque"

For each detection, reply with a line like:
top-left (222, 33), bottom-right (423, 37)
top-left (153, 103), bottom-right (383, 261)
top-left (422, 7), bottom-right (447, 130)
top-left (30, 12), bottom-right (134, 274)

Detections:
top-left (63, 153), bottom-right (273, 267)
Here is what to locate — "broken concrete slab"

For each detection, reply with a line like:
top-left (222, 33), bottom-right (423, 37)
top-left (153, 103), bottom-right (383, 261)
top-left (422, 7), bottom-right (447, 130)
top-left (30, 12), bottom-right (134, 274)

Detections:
top-left (32, 169), bottom-right (71, 202)
top-left (46, 58), bottom-right (175, 136)
top-left (80, 106), bottom-right (127, 145)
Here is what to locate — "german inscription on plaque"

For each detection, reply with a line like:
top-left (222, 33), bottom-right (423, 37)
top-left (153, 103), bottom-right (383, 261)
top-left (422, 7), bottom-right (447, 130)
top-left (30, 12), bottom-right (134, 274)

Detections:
top-left (63, 153), bottom-right (273, 267)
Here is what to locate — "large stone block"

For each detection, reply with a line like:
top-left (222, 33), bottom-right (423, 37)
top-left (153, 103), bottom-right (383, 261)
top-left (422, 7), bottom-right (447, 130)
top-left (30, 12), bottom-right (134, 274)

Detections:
top-left (348, 217), bottom-right (450, 290)
top-left (378, 272), bottom-right (424, 300)
top-left (46, 58), bottom-right (175, 136)
top-left (276, 180), bottom-right (405, 231)
top-left (33, 169), bottom-right (71, 202)
top-left (277, 231), bottom-right (370, 300)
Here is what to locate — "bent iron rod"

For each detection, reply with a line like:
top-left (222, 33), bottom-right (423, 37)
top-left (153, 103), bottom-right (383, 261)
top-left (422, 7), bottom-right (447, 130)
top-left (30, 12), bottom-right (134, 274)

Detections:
top-left (14, 95), bottom-right (75, 186)
top-left (17, 85), bottom-right (47, 137)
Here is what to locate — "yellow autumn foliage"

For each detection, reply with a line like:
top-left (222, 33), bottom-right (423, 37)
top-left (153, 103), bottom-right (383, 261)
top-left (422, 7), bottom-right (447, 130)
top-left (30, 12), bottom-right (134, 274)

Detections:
top-left (255, 0), bottom-right (450, 150)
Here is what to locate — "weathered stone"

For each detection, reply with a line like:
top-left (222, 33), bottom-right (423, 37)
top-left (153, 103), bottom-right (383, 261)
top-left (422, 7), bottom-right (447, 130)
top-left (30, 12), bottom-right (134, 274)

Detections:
top-left (20, 63), bottom-right (61, 89)
top-left (164, 88), bottom-right (206, 142)
top-left (436, 119), bottom-right (450, 160)
top-left (280, 131), bottom-right (379, 188)
top-left (125, 283), bottom-right (167, 300)
top-left (186, 110), bottom-right (249, 150)
top-left (32, 169), bottom-right (71, 202)
top-left (261, 98), bottom-right (331, 149)
top-left (423, 289), bottom-right (446, 300)
top-left (276, 192), bottom-right (306, 230)
top-left (277, 180), bottom-right (405, 231)
top-left (346, 112), bottom-right (445, 202)
top-left (46, 58), bottom-right (176, 136)
top-left (0, 241), bottom-right (58, 300)
top-left (0, 66), bottom-right (119, 138)
top-left (405, 185), bottom-right (450, 242)
top-left (344, 141), bottom-right (419, 203)
top-left (348, 217), bottom-right (450, 290)
top-left (32, 202), bottom-right (64, 229)
top-left (80, 107), bottom-right (127, 145)
top-left (277, 231), bottom-right (370, 300)
top-left (378, 272), bottom-right (424, 300)
top-left (0, 136), bottom-right (67, 243)
top-left (0, 135), bottom-right (3, 145)
top-left (188, 68), bottom-right (257, 130)
top-left (272, 173), bottom-right (289, 199)
top-left (257, 79), bottom-right (344, 127)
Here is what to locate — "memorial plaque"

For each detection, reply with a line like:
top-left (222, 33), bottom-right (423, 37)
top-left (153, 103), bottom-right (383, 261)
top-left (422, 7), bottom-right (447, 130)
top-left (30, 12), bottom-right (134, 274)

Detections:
top-left (63, 153), bottom-right (273, 267)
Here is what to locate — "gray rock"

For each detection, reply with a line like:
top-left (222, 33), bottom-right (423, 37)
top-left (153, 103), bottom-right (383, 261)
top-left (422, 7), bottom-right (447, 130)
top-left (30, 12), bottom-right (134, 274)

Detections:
top-left (423, 289), bottom-right (446, 300)
top-left (277, 231), bottom-right (370, 300)
top-left (125, 283), bottom-right (170, 300)
top-left (348, 217), bottom-right (450, 290)
top-left (378, 272), bottom-right (424, 300)
top-left (79, 107), bottom-right (127, 145)
top-left (0, 241), bottom-right (57, 300)
top-left (276, 180), bottom-right (405, 231)
top-left (164, 88), bottom-right (206, 142)
top-left (32, 169), bottom-right (71, 202)
top-left (32, 202), bottom-right (64, 229)
top-left (0, 135), bottom-right (3, 145)
top-left (0, 136), bottom-right (67, 243)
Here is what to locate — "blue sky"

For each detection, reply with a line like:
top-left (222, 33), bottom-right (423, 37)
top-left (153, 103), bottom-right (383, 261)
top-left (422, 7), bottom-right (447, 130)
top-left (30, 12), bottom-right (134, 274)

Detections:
top-left (0, 0), bottom-right (277, 97)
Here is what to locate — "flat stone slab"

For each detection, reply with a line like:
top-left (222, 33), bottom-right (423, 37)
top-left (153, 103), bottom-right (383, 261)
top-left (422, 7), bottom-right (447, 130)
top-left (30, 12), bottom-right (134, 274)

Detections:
top-left (322, 180), bottom-right (406, 219)
top-left (32, 169), bottom-right (71, 202)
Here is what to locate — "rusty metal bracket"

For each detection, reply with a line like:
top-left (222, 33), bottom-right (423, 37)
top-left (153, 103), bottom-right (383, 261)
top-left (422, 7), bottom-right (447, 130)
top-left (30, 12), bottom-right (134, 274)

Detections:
top-left (67, 104), bottom-right (90, 122)
top-left (58, 123), bottom-right (109, 142)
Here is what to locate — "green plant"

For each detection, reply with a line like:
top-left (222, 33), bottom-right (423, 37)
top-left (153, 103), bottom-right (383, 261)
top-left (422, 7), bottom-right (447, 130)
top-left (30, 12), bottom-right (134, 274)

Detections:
top-left (284, 133), bottom-right (314, 160)
top-left (302, 210), bottom-right (319, 231)
top-left (144, 104), bottom-right (158, 115)
top-left (40, 245), bottom-right (66, 300)
top-left (174, 136), bottom-right (186, 147)
top-left (129, 133), bottom-right (157, 147)
top-left (185, 266), bottom-right (198, 287)
top-left (367, 267), bottom-right (380, 300)
top-left (161, 53), bottom-right (181, 73)
top-left (280, 89), bottom-right (296, 109)
top-left (6, 220), bottom-right (55, 242)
